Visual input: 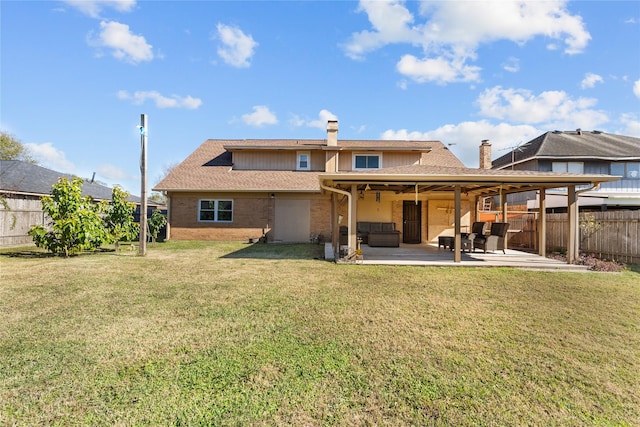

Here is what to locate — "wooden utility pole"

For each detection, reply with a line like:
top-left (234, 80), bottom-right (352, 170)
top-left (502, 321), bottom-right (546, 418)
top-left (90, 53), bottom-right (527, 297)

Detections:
top-left (139, 114), bottom-right (148, 256)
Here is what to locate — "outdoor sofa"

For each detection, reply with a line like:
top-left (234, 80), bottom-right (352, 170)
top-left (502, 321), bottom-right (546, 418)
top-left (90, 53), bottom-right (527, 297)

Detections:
top-left (357, 221), bottom-right (400, 247)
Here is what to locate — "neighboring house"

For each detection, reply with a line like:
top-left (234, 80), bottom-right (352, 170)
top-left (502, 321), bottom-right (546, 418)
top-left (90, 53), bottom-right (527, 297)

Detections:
top-left (490, 130), bottom-right (640, 211)
top-left (155, 121), bottom-right (618, 263)
top-left (0, 160), bottom-right (158, 247)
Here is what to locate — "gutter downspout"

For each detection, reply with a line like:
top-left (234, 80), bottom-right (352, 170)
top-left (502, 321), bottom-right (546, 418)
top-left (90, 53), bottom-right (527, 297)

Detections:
top-left (576, 182), bottom-right (600, 195)
top-left (320, 182), bottom-right (352, 260)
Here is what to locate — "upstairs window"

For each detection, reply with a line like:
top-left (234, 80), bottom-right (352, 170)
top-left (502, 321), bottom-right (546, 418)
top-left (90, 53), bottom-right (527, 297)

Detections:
top-left (353, 154), bottom-right (381, 170)
top-left (552, 161), bottom-right (583, 174)
top-left (297, 152), bottom-right (310, 171)
top-left (199, 199), bottom-right (233, 222)
top-left (611, 162), bottom-right (640, 178)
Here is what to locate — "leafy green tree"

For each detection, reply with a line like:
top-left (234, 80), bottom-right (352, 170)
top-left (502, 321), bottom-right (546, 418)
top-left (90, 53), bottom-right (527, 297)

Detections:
top-left (147, 209), bottom-right (167, 243)
top-left (28, 177), bottom-right (108, 257)
top-left (103, 186), bottom-right (139, 251)
top-left (1, 131), bottom-right (36, 162)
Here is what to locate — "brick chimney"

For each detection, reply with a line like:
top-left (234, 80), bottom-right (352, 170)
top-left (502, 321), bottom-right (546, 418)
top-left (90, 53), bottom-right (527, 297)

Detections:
top-left (479, 140), bottom-right (492, 169)
top-left (325, 120), bottom-right (339, 172)
top-left (327, 120), bottom-right (338, 146)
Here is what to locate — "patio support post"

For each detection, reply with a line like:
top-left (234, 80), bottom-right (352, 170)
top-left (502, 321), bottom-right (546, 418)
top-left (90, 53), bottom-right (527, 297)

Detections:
top-left (500, 187), bottom-right (509, 248)
top-left (319, 182), bottom-right (352, 259)
top-left (454, 185), bottom-right (461, 263)
top-left (350, 184), bottom-right (358, 251)
top-left (501, 191), bottom-right (508, 223)
top-left (538, 189), bottom-right (546, 257)
top-left (474, 195), bottom-right (480, 224)
top-left (567, 185), bottom-right (578, 264)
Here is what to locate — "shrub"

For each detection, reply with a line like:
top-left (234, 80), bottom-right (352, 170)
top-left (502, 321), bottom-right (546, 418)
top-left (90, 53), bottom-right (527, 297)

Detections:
top-left (28, 177), bottom-right (108, 257)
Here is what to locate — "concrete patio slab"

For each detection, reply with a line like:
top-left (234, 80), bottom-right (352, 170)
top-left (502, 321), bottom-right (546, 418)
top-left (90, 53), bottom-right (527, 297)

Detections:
top-left (345, 243), bottom-right (589, 271)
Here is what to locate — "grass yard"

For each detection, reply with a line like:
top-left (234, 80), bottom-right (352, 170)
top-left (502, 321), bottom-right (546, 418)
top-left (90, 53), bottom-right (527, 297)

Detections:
top-left (1, 241), bottom-right (639, 426)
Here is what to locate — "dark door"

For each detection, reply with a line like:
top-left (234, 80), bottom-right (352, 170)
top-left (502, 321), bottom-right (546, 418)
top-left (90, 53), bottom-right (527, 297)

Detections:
top-left (403, 201), bottom-right (422, 244)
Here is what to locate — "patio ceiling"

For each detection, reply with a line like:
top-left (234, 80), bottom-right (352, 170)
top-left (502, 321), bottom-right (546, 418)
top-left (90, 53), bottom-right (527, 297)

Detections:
top-left (319, 165), bottom-right (619, 198)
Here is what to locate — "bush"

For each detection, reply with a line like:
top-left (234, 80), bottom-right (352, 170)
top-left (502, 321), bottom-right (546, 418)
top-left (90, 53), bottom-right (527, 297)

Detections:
top-left (29, 177), bottom-right (108, 257)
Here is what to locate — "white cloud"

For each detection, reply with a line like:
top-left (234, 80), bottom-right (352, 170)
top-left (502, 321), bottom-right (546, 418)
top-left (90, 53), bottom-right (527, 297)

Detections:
top-left (581, 73), bottom-right (604, 89)
top-left (476, 86), bottom-right (609, 129)
top-left (634, 79), bottom-right (640, 99)
top-left (396, 54), bottom-right (480, 84)
top-left (97, 163), bottom-right (135, 180)
top-left (381, 120), bottom-right (541, 167)
top-left (117, 90), bottom-right (202, 109)
top-left (89, 20), bottom-right (154, 64)
top-left (290, 109), bottom-right (338, 130)
top-left (502, 57), bottom-right (520, 73)
top-left (343, 0), bottom-right (418, 60)
top-left (24, 142), bottom-right (75, 172)
top-left (343, 0), bottom-right (590, 84)
top-left (241, 106), bottom-right (278, 127)
top-left (619, 113), bottom-right (640, 137)
top-left (215, 23), bottom-right (258, 68)
top-left (64, 0), bottom-right (136, 18)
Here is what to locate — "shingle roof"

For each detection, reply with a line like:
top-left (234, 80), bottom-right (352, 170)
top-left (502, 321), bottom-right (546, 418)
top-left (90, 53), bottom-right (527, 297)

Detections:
top-left (220, 139), bottom-right (442, 150)
top-left (0, 160), bottom-right (143, 203)
top-left (154, 139), bottom-right (464, 192)
top-left (492, 130), bottom-right (640, 169)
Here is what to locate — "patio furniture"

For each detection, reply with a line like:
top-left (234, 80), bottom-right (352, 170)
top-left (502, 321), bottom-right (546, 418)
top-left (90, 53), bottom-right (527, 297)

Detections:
top-left (463, 221), bottom-right (486, 240)
top-left (438, 236), bottom-right (454, 249)
top-left (367, 231), bottom-right (400, 247)
top-left (438, 235), bottom-right (473, 252)
top-left (357, 221), bottom-right (398, 246)
top-left (474, 222), bottom-right (509, 253)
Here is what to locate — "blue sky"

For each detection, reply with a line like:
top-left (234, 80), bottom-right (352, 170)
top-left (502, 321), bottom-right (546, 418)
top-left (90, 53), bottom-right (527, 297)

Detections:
top-left (2, 0), bottom-right (639, 196)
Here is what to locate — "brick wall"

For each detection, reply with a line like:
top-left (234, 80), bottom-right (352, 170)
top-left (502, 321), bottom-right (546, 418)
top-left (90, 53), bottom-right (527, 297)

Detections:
top-left (168, 192), bottom-right (331, 242)
top-left (310, 197), bottom-right (332, 240)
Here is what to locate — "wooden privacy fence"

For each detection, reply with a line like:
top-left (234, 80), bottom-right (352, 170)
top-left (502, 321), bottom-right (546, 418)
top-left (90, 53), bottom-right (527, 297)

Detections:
top-left (504, 211), bottom-right (640, 264)
top-left (0, 197), bottom-right (46, 247)
top-left (547, 211), bottom-right (639, 264)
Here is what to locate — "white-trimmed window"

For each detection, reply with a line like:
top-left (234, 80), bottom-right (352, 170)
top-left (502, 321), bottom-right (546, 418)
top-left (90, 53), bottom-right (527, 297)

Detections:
top-left (199, 199), bottom-right (233, 222)
top-left (297, 152), bottom-right (310, 171)
top-left (552, 161), bottom-right (583, 174)
top-left (353, 153), bottom-right (381, 170)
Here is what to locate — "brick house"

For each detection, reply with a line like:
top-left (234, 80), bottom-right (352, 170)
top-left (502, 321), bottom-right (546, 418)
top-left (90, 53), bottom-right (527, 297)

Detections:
top-left (154, 121), bottom-right (618, 263)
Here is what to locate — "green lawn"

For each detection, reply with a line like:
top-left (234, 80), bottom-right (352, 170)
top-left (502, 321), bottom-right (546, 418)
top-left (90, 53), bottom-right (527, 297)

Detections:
top-left (1, 242), bottom-right (639, 426)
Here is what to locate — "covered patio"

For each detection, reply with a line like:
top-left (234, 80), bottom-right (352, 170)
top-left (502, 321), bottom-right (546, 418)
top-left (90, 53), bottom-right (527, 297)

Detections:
top-left (320, 165), bottom-right (619, 265)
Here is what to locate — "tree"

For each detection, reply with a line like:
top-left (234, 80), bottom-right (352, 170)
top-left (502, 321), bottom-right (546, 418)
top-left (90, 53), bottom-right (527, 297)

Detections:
top-left (150, 161), bottom-right (179, 205)
top-left (103, 186), bottom-right (139, 251)
top-left (147, 209), bottom-right (167, 243)
top-left (28, 177), bottom-right (108, 257)
top-left (1, 131), bottom-right (36, 163)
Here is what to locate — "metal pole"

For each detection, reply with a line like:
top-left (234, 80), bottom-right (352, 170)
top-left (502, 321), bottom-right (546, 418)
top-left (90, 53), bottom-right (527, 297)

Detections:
top-left (139, 114), bottom-right (148, 256)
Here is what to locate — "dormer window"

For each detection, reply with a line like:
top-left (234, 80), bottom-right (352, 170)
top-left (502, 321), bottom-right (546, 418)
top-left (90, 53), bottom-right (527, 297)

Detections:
top-left (297, 152), bottom-right (310, 171)
top-left (353, 153), bottom-right (381, 170)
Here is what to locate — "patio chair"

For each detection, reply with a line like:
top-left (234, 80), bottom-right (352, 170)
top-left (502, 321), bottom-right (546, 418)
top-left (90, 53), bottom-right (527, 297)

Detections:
top-left (463, 221), bottom-right (486, 240)
top-left (474, 222), bottom-right (509, 253)
top-left (461, 221), bottom-right (486, 251)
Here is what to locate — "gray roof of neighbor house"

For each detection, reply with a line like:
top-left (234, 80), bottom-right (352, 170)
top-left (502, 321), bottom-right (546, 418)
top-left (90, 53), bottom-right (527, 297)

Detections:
top-left (154, 139), bottom-right (464, 192)
top-left (492, 130), bottom-right (640, 169)
top-left (0, 160), bottom-right (144, 203)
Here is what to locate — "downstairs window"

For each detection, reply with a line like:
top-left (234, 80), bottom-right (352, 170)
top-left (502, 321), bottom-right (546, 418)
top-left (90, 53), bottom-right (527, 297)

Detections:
top-left (199, 199), bottom-right (233, 222)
